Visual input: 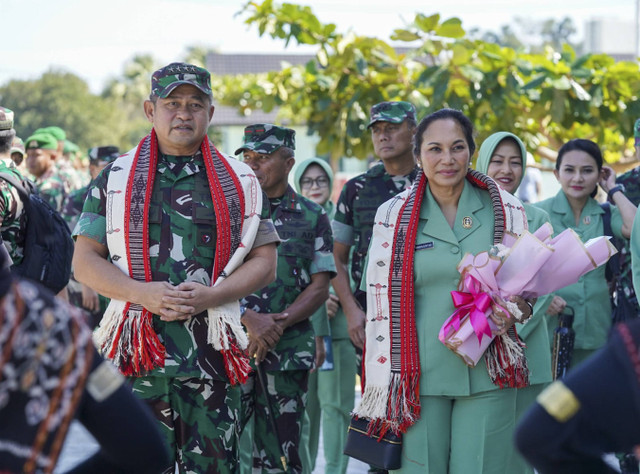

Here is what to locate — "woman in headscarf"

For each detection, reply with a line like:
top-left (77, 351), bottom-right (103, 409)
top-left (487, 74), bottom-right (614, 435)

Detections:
top-left (534, 139), bottom-right (637, 369)
top-left (293, 157), bottom-right (356, 474)
top-left (476, 131), bottom-right (554, 473)
top-left (0, 246), bottom-right (169, 474)
top-left (353, 109), bottom-right (534, 473)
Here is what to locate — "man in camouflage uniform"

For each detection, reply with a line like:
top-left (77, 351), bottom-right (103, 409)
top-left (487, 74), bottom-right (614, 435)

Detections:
top-left (61, 145), bottom-right (120, 328)
top-left (332, 101), bottom-right (419, 353)
top-left (24, 131), bottom-right (68, 212)
top-left (0, 107), bottom-right (27, 265)
top-left (36, 126), bottom-right (84, 191)
top-left (608, 118), bottom-right (640, 325)
top-left (72, 63), bottom-right (279, 473)
top-left (237, 124), bottom-right (336, 473)
top-left (10, 136), bottom-right (26, 171)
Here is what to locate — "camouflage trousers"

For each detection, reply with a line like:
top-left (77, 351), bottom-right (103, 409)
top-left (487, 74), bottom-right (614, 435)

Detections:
top-left (240, 369), bottom-right (309, 473)
top-left (131, 375), bottom-right (241, 474)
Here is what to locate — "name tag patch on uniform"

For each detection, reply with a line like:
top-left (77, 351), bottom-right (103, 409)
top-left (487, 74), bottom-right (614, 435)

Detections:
top-left (415, 242), bottom-right (434, 250)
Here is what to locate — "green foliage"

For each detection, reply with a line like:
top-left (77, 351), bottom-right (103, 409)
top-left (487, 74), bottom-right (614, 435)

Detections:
top-left (215, 1), bottom-right (640, 166)
top-left (0, 69), bottom-right (126, 152)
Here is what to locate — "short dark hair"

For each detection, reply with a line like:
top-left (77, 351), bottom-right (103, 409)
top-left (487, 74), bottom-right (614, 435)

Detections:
top-left (556, 139), bottom-right (603, 197)
top-left (555, 139), bottom-right (603, 171)
top-left (413, 108), bottom-right (475, 158)
top-left (0, 129), bottom-right (16, 155)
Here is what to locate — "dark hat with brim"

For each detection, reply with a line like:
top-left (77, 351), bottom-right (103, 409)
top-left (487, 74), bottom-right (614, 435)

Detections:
top-left (151, 62), bottom-right (213, 99)
top-left (235, 123), bottom-right (296, 155)
top-left (367, 101), bottom-right (416, 128)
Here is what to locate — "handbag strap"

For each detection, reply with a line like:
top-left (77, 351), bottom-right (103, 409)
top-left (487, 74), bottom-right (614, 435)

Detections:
top-left (600, 202), bottom-right (621, 280)
top-left (616, 323), bottom-right (640, 385)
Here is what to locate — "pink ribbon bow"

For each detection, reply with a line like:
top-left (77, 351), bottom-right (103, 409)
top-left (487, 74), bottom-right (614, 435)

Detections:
top-left (442, 274), bottom-right (494, 344)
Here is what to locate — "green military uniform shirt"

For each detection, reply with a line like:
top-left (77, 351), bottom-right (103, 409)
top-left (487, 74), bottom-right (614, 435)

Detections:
top-left (243, 185), bottom-right (336, 372)
top-left (361, 181), bottom-right (509, 396)
top-left (35, 167), bottom-right (67, 213)
top-left (74, 152), bottom-right (275, 381)
top-left (333, 162), bottom-right (418, 293)
top-left (0, 159), bottom-right (26, 265)
top-left (535, 190), bottom-right (624, 350)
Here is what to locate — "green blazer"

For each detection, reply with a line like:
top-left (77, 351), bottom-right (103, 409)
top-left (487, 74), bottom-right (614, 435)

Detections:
top-left (535, 191), bottom-right (623, 350)
top-left (412, 182), bottom-right (502, 396)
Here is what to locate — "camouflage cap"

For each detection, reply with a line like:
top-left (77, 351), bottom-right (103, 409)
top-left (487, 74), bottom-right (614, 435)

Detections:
top-left (88, 145), bottom-right (120, 164)
top-left (635, 118), bottom-right (640, 146)
top-left (25, 132), bottom-right (58, 151)
top-left (40, 126), bottom-right (66, 141)
top-left (234, 123), bottom-right (296, 155)
top-left (0, 107), bottom-right (14, 131)
top-left (367, 101), bottom-right (416, 128)
top-left (150, 62), bottom-right (212, 99)
top-left (10, 137), bottom-right (25, 157)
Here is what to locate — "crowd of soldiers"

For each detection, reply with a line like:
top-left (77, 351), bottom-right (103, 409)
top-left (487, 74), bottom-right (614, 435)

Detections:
top-left (2, 60), bottom-right (640, 474)
top-left (0, 62), bottom-right (415, 474)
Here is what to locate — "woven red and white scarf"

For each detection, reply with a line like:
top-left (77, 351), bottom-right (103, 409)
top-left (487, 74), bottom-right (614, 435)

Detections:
top-left (95, 130), bottom-right (262, 383)
top-left (354, 169), bottom-right (529, 436)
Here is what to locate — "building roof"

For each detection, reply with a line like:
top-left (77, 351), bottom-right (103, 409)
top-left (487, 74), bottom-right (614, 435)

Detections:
top-left (207, 52), bottom-right (315, 126)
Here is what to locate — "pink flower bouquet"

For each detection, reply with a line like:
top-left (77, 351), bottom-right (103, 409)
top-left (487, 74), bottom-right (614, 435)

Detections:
top-left (438, 223), bottom-right (617, 367)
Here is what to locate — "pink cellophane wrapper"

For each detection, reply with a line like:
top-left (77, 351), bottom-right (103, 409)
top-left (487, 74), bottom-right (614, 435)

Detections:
top-left (438, 222), bottom-right (617, 366)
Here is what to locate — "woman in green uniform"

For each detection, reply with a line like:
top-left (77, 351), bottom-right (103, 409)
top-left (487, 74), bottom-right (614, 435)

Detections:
top-left (535, 139), bottom-right (636, 369)
top-left (476, 131), bottom-right (553, 474)
top-left (354, 109), bottom-right (534, 473)
top-left (294, 158), bottom-right (357, 474)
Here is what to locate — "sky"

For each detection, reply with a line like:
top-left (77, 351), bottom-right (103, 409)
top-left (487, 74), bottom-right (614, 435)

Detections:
top-left (1, 0), bottom-right (636, 93)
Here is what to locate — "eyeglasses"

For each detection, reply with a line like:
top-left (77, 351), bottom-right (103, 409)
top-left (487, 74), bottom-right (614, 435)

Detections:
top-left (300, 176), bottom-right (330, 189)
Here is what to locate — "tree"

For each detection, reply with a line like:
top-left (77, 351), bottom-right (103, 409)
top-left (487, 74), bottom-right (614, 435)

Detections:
top-left (0, 69), bottom-right (125, 152)
top-left (214, 1), bottom-right (640, 168)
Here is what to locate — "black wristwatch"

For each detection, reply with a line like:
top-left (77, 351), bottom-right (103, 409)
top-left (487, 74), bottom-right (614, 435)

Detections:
top-left (608, 184), bottom-right (625, 200)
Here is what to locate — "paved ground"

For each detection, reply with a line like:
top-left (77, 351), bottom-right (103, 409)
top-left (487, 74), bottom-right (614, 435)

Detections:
top-left (55, 398), bottom-right (370, 474)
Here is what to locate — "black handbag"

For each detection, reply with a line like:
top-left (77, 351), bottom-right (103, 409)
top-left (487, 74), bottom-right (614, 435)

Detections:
top-left (343, 416), bottom-right (402, 470)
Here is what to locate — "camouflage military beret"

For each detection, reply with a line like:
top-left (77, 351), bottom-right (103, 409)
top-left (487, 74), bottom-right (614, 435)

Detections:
top-left (235, 123), bottom-right (296, 155)
top-left (25, 132), bottom-right (58, 151)
top-left (151, 62), bottom-right (212, 99)
top-left (635, 118), bottom-right (640, 146)
top-left (367, 101), bottom-right (416, 128)
top-left (10, 137), bottom-right (25, 157)
top-left (0, 107), bottom-right (14, 131)
top-left (41, 126), bottom-right (66, 141)
top-left (88, 145), bottom-right (120, 164)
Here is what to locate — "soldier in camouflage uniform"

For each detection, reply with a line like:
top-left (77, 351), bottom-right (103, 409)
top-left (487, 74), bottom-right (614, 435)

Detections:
top-left (332, 101), bottom-right (419, 353)
top-left (61, 145), bottom-right (119, 328)
top-left (37, 126), bottom-right (85, 191)
top-left (24, 131), bottom-right (68, 212)
top-left (10, 136), bottom-right (26, 171)
top-left (0, 107), bottom-right (27, 265)
top-left (72, 63), bottom-right (279, 474)
top-left (609, 118), bottom-right (640, 323)
top-left (237, 124), bottom-right (336, 474)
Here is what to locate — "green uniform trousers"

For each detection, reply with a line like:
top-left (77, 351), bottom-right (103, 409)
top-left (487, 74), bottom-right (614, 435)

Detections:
top-left (300, 338), bottom-right (356, 474)
top-left (131, 376), bottom-right (241, 474)
top-left (507, 383), bottom-right (549, 474)
top-left (240, 369), bottom-right (309, 473)
top-left (393, 389), bottom-right (517, 474)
